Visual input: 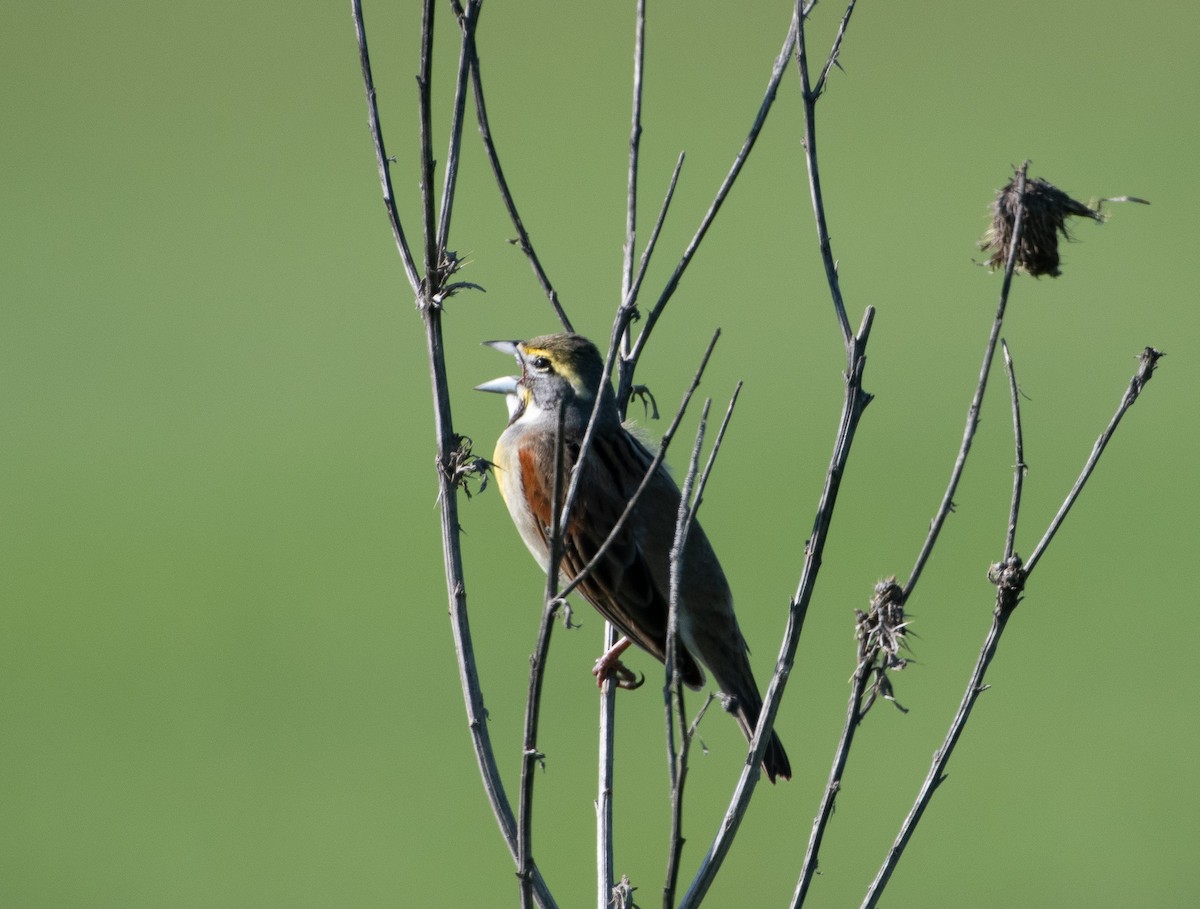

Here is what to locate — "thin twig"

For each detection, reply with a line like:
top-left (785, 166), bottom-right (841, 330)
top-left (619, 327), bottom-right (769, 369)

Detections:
top-left (518, 402), bottom-right (568, 908)
top-left (679, 307), bottom-right (876, 909)
top-left (1024, 347), bottom-right (1162, 575)
top-left (596, 626), bottom-right (619, 909)
top-left (1001, 341), bottom-right (1026, 560)
top-left (813, 0), bottom-right (859, 98)
top-left (663, 398), bottom-right (711, 909)
top-left (663, 383), bottom-right (743, 907)
top-left (791, 632), bottom-right (872, 905)
top-left (416, 0), bottom-right (438, 279)
top-left (621, 0), bottom-right (647, 351)
top-left (627, 152), bottom-right (686, 313)
top-left (624, 11), bottom-right (801, 396)
top-left (903, 162), bottom-right (1030, 601)
top-left (600, 4), bottom-right (647, 896)
top-left (861, 578), bottom-right (1019, 909)
top-left (796, 0), bottom-right (854, 345)
top-left (434, 0), bottom-right (479, 253)
top-left (467, 33), bottom-right (572, 331)
top-left (350, 0), bottom-right (420, 291)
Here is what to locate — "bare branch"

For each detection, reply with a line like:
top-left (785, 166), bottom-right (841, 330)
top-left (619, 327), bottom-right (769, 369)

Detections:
top-left (518, 402), bottom-right (569, 908)
top-left (903, 162), bottom-right (1030, 601)
top-left (595, 625), bottom-right (619, 909)
top-left (467, 30), bottom-right (573, 331)
top-left (416, 0), bottom-right (438, 279)
top-left (792, 578), bottom-right (900, 906)
top-left (627, 152), bottom-right (686, 314)
top-left (1001, 340), bottom-right (1026, 560)
top-left (796, 0), bottom-right (855, 344)
top-left (434, 0), bottom-right (480, 253)
top-left (350, 0), bottom-right (420, 291)
top-left (863, 348), bottom-right (1162, 907)
top-left (813, 0), bottom-right (859, 98)
top-left (621, 0), bottom-right (647, 349)
top-left (1024, 346), bottom-right (1163, 575)
top-left (663, 397), bottom-right (711, 909)
top-left (625, 11), bottom-right (800, 380)
top-left (861, 563), bottom-right (1022, 909)
top-left (353, 2), bottom-right (557, 904)
top-left (679, 306), bottom-right (876, 908)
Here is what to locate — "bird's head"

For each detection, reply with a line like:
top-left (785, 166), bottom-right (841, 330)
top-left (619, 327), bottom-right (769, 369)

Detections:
top-left (476, 333), bottom-right (610, 425)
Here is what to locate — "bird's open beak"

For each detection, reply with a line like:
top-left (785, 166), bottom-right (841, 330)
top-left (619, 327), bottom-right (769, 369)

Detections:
top-left (482, 339), bottom-right (520, 357)
top-left (474, 375), bottom-right (520, 395)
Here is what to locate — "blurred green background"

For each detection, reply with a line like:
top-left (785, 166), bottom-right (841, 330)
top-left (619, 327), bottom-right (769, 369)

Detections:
top-left (3, 1), bottom-right (1196, 906)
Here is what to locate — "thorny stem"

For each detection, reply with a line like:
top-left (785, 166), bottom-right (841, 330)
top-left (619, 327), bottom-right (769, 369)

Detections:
top-left (903, 162), bottom-right (1030, 602)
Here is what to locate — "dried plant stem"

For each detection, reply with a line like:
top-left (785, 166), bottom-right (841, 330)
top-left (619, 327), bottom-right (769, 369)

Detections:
top-left (791, 644), bottom-right (871, 905)
top-left (1001, 341), bottom-right (1026, 558)
top-left (352, 1), bottom-right (557, 904)
top-left (350, 0), bottom-right (419, 291)
top-left (663, 398), bottom-right (710, 909)
top-left (795, 0), bottom-right (856, 344)
top-left (860, 587), bottom-right (1016, 909)
top-left (903, 162), bottom-right (1029, 601)
top-left (679, 307), bottom-right (875, 909)
top-left (626, 10), bottom-right (800, 374)
top-left (518, 403), bottom-right (568, 908)
top-left (466, 19), bottom-right (572, 331)
top-left (595, 630), bottom-right (619, 909)
top-left (778, 6), bottom-right (875, 899)
top-left (661, 383), bottom-right (743, 908)
top-left (434, 0), bottom-right (479, 252)
top-left (863, 347), bottom-right (1162, 908)
top-left (621, 0), bottom-right (647, 343)
top-left (597, 6), bottom-right (648, 898)
top-left (1024, 346), bottom-right (1162, 574)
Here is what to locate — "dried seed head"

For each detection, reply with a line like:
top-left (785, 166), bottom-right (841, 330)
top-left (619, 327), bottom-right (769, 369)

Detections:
top-left (980, 173), bottom-right (1103, 277)
top-left (855, 577), bottom-right (911, 714)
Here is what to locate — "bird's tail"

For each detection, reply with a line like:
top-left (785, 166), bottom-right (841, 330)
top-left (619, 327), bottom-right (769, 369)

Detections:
top-left (731, 688), bottom-right (791, 784)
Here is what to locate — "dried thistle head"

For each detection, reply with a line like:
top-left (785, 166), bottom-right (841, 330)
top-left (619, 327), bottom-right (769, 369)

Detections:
top-left (980, 173), bottom-right (1104, 277)
top-left (856, 577), bottom-right (909, 671)
top-left (855, 577), bottom-right (911, 713)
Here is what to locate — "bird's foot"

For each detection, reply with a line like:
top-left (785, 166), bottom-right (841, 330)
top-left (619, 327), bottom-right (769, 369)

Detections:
top-left (592, 637), bottom-right (643, 690)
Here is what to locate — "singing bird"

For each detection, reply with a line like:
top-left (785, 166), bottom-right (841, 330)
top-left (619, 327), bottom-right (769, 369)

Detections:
top-left (477, 333), bottom-right (790, 782)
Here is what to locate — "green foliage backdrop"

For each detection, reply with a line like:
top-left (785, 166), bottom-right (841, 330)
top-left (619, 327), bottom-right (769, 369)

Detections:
top-left (3, 1), bottom-right (1196, 905)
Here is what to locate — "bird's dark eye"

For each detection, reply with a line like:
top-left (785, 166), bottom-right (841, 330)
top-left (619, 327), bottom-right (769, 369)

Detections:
top-left (531, 356), bottom-right (552, 371)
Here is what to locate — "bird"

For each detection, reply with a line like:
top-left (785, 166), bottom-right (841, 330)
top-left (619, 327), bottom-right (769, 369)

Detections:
top-left (476, 332), bottom-right (790, 783)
